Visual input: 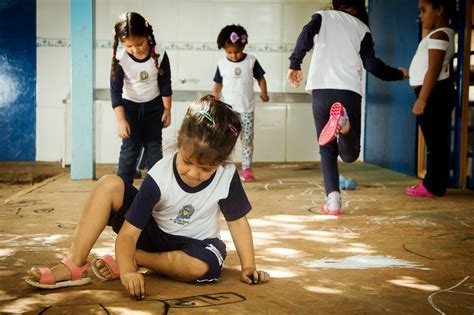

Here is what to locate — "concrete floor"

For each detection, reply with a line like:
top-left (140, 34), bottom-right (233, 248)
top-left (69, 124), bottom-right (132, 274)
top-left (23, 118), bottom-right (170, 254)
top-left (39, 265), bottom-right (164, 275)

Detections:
top-left (0, 162), bottom-right (473, 314)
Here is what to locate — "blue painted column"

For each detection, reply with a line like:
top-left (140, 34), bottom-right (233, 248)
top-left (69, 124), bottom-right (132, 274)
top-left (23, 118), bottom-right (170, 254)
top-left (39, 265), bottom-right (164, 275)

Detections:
top-left (70, 0), bottom-right (95, 179)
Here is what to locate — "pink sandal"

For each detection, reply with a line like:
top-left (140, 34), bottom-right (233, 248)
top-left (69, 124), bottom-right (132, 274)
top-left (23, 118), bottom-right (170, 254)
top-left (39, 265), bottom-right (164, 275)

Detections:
top-left (319, 102), bottom-right (348, 146)
top-left (406, 182), bottom-right (434, 197)
top-left (25, 258), bottom-right (91, 289)
top-left (91, 254), bottom-right (120, 280)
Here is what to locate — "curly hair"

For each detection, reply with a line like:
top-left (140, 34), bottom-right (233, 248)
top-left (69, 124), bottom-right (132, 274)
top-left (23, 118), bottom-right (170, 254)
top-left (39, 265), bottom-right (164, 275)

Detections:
top-left (216, 24), bottom-right (248, 49)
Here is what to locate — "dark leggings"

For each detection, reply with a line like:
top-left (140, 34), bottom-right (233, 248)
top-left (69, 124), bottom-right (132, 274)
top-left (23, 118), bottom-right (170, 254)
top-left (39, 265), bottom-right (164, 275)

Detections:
top-left (415, 79), bottom-right (455, 196)
top-left (117, 97), bottom-right (164, 184)
top-left (312, 89), bottom-right (362, 195)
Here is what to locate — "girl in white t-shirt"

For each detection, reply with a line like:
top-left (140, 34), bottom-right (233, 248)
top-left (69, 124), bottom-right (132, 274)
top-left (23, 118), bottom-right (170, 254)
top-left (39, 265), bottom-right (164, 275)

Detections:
top-left (213, 24), bottom-right (269, 182)
top-left (26, 95), bottom-right (270, 298)
top-left (406, 0), bottom-right (455, 197)
top-left (288, 0), bottom-right (408, 215)
top-left (110, 12), bottom-right (172, 184)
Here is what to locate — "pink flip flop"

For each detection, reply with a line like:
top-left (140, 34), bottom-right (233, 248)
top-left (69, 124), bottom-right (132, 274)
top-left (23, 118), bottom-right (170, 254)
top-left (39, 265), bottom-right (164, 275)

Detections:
top-left (406, 182), bottom-right (434, 197)
top-left (319, 102), bottom-right (347, 146)
top-left (91, 254), bottom-right (120, 280)
top-left (25, 258), bottom-right (91, 289)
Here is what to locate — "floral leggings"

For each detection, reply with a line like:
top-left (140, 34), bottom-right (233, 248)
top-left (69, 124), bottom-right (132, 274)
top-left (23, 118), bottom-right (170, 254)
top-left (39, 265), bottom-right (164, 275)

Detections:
top-left (237, 112), bottom-right (255, 169)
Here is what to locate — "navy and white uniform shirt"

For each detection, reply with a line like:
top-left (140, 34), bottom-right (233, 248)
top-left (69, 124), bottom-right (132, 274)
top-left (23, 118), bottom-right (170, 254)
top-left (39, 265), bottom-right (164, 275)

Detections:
top-left (289, 10), bottom-right (403, 95)
top-left (214, 54), bottom-right (265, 113)
top-left (124, 154), bottom-right (251, 240)
top-left (110, 48), bottom-right (172, 108)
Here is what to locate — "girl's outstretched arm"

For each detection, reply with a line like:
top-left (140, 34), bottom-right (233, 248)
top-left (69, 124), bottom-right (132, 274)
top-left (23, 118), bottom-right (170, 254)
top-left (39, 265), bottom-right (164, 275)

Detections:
top-left (116, 221), bottom-right (145, 300)
top-left (226, 216), bottom-right (270, 284)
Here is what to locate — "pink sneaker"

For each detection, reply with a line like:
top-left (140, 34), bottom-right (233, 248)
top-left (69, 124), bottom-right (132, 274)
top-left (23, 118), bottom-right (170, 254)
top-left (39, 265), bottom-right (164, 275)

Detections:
top-left (319, 191), bottom-right (342, 215)
top-left (406, 182), bottom-right (434, 197)
top-left (241, 168), bottom-right (255, 182)
top-left (318, 102), bottom-right (349, 146)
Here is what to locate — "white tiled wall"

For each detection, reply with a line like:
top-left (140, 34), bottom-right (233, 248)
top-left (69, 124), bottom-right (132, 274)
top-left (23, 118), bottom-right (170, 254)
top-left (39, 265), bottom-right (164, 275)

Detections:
top-left (36, 0), bottom-right (331, 163)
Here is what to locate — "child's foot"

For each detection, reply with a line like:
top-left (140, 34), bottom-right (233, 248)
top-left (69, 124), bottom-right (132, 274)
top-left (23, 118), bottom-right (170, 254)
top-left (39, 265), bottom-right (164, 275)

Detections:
top-left (91, 255), bottom-right (120, 280)
top-left (320, 191), bottom-right (342, 215)
top-left (406, 182), bottom-right (434, 197)
top-left (318, 102), bottom-right (350, 146)
top-left (241, 168), bottom-right (256, 182)
top-left (26, 258), bottom-right (91, 289)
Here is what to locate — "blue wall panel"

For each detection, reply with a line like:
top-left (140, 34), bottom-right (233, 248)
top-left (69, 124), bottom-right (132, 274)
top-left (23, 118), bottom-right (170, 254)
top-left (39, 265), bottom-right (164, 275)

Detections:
top-left (365, 0), bottom-right (419, 175)
top-left (0, 0), bottom-right (36, 161)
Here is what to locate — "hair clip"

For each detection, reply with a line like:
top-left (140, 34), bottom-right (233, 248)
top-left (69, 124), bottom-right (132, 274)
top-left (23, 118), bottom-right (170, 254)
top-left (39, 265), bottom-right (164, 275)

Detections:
top-left (112, 51), bottom-right (117, 58)
top-left (230, 32), bottom-right (247, 44)
top-left (151, 46), bottom-right (156, 54)
top-left (198, 110), bottom-right (215, 125)
top-left (228, 123), bottom-right (238, 136)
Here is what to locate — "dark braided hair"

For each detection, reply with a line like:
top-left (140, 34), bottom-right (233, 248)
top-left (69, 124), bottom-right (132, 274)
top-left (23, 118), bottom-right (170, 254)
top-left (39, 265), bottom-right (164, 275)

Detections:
top-left (111, 12), bottom-right (162, 80)
top-left (333, 0), bottom-right (369, 26)
top-left (177, 95), bottom-right (242, 166)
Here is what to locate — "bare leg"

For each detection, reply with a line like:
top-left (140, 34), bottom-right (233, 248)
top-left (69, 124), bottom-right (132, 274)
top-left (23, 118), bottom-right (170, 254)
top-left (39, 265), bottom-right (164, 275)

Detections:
top-left (28, 175), bottom-right (125, 282)
top-left (135, 250), bottom-right (209, 282)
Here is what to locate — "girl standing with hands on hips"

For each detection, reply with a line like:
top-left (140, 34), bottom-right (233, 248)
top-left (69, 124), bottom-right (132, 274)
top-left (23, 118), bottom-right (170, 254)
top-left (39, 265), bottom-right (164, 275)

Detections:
top-left (26, 95), bottom-right (270, 299)
top-left (111, 12), bottom-right (172, 184)
top-left (406, 0), bottom-right (455, 197)
top-left (288, 0), bottom-right (408, 215)
top-left (213, 24), bottom-right (269, 182)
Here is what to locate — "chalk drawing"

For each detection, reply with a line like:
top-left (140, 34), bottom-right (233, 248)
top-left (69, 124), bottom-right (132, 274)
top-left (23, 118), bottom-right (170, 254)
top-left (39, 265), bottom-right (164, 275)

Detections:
top-left (428, 276), bottom-right (474, 315)
top-left (301, 255), bottom-right (427, 270)
top-left (364, 215), bottom-right (436, 226)
top-left (454, 216), bottom-right (473, 227)
top-left (39, 292), bottom-right (246, 314)
top-left (0, 234), bottom-right (63, 252)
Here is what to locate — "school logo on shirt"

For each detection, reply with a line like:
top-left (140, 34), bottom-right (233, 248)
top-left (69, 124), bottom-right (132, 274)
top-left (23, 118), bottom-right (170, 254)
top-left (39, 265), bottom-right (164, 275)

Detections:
top-left (173, 204), bottom-right (195, 225)
top-left (140, 71), bottom-right (149, 81)
top-left (234, 67), bottom-right (241, 76)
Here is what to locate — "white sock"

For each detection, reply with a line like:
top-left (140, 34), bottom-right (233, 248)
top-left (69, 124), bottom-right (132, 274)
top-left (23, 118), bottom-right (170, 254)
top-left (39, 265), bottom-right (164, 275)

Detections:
top-left (326, 191), bottom-right (341, 211)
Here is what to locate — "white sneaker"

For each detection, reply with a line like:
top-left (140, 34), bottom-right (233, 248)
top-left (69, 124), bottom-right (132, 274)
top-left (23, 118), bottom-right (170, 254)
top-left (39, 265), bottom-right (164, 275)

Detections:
top-left (320, 191), bottom-right (342, 215)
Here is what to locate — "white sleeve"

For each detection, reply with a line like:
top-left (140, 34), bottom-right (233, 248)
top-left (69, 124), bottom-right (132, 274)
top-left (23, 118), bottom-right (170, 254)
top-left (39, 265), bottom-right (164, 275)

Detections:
top-left (428, 38), bottom-right (449, 51)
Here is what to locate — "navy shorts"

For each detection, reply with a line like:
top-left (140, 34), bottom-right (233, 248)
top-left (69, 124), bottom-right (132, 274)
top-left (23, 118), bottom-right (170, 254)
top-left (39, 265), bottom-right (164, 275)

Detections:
top-left (107, 177), bottom-right (227, 283)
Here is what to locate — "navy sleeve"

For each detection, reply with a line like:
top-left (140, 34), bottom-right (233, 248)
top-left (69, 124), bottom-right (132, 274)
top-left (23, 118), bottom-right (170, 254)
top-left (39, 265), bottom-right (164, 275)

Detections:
top-left (110, 64), bottom-right (124, 108)
top-left (289, 13), bottom-right (322, 70)
top-left (360, 33), bottom-right (403, 81)
top-left (253, 59), bottom-right (266, 79)
top-left (124, 175), bottom-right (161, 230)
top-left (213, 66), bottom-right (223, 83)
top-left (158, 51), bottom-right (172, 97)
top-left (219, 170), bottom-right (251, 221)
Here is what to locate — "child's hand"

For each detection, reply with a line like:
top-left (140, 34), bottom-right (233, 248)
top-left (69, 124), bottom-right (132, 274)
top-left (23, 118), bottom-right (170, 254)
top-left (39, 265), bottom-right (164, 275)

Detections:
top-left (117, 119), bottom-right (131, 139)
top-left (260, 93), bottom-right (269, 102)
top-left (241, 268), bottom-right (270, 285)
top-left (162, 108), bottom-right (171, 128)
top-left (121, 271), bottom-right (146, 300)
top-left (412, 99), bottom-right (426, 116)
top-left (399, 67), bottom-right (409, 80)
top-left (287, 69), bottom-right (303, 88)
